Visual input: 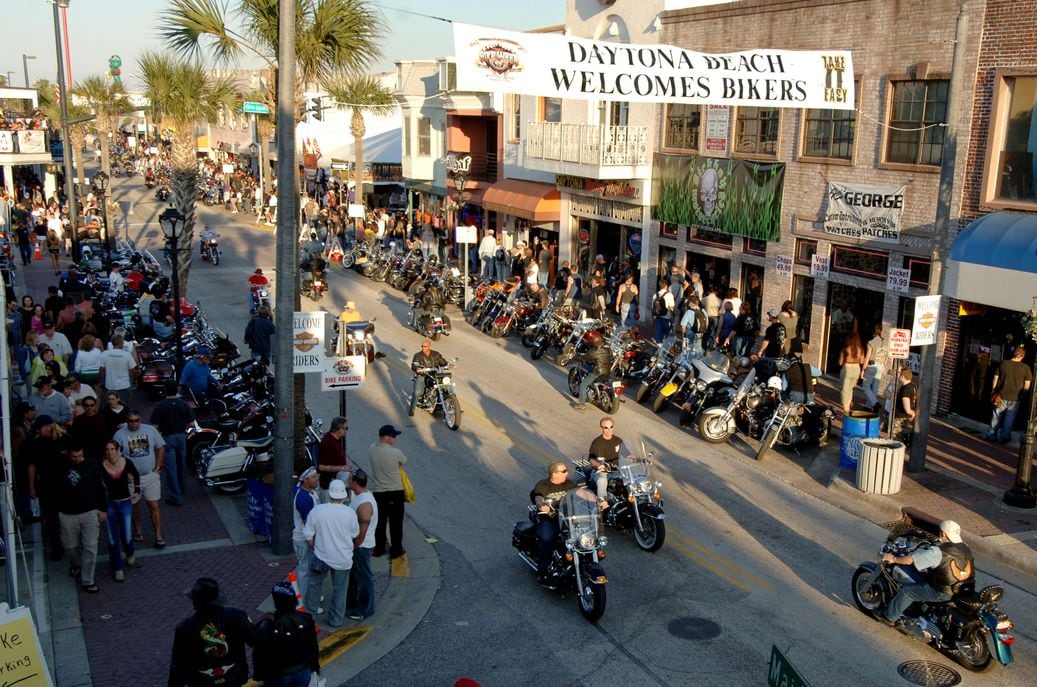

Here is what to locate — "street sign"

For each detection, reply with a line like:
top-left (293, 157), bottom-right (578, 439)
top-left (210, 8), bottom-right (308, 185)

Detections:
top-left (455, 225), bottom-right (477, 244)
top-left (0, 605), bottom-right (54, 687)
top-left (321, 355), bottom-right (367, 391)
top-left (293, 311), bottom-right (326, 372)
top-left (911, 295), bottom-right (941, 346)
top-left (242, 101), bottom-right (270, 114)
top-left (775, 255), bottom-right (793, 277)
top-left (767, 645), bottom-right (811, 687)
top-left (889, 328), bottom-right (911, 359)
top-left (810, 254), bottom-right (829, 278)
top-left (886, 266), bottom-right (911, 293)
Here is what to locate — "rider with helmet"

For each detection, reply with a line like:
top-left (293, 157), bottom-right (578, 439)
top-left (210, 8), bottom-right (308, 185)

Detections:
top-left (412, 278), bottom-right (446, 327)
top-left (198, 224), bottom-right (218, 255)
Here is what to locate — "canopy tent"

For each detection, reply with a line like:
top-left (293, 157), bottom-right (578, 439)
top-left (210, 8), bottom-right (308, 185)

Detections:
top-left (944, 211), bottom-right (1037, 312)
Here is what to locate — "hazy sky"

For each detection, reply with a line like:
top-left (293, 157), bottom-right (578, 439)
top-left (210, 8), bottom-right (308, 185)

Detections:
top-left (2, 0), bottom-right (565, 90)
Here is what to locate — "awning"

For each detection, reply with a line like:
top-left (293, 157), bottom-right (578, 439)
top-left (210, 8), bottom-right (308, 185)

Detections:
top-left (945, 211), bottom-right (1037, 312)
top-left (482, 179), bottom-right (560, 222)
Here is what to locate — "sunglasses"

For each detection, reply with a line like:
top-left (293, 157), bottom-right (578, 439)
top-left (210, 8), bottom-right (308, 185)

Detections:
top-left (601, 425), bottom-right (614, 430)
top-left (554, 468), bottom-right (568, 473)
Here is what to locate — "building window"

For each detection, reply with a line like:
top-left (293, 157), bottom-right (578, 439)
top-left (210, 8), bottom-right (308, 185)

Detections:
top-left (794, 239), bottom-right (817, 265)
top-left (417, 117), bottom-right (431, 157)
top-left (904, 256), bottom-right (931, 289)
top-left (802, 104), bottom-right (856, 160)
top-left (508, 94), bottom-right (521, 142)
top-left (986, 74), bottom-right (1037, 206)
top-left (886, 79), bottom-right (949, 166)
top-left (598, 101), bottom-right (629, 127)
top-left (540, 97), bottom-right (561, 123)
top-left (664, 104), bottom-right (701, 150)
top-left (735, 107), bottom-right (779, 156)
top-left (687, 225), bottom-right (733, 248)
top-left (660, 222), bottom-right (679, 238)
top-left (831, 245), bottom-right (889, 280)
top-left (743, 237), bottom-right (767, 256)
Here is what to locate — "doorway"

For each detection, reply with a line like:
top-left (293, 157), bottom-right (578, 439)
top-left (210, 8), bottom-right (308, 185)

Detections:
top-left (741, 264), bottom-right (765, 319)
top-left (825, 282), bottom-right (885, 375)
top-left (685, 252), bottom-right (731, 300)
top-left (950, 303), bottom-right (1029, 425)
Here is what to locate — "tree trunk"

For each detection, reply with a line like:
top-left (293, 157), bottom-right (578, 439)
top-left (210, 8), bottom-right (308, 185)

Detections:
top-left (70, 127), bottom-right (86, 194)
top-left (352, 109), bottom-right (366, 207)
top-left (170, 127), bottom-right (197, 295)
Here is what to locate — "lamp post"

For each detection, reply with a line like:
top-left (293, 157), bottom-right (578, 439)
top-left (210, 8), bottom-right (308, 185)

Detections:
top-left (51, 0), bottom-right (78, 262)
top-left (22, 55), bottom-right (35, 88)
top-left (90, 170), bottom-right (110, 249)
top-left (451, 169), bottom-right (470, 307)
top-left (159, 207), bottom-right (186, 375)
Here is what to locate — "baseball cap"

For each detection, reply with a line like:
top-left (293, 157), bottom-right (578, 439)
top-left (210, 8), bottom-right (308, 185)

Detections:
top-left (767, 309), bottom-right (780, 319)
top-left (254, 268), bottom-right (263, 275)
top-left (940, 520), bottom-right (963, 543)
top-left (298, 466), bottom-right (318, 483)
top-left (327, 479), bottom-right (348, 500)
top-left (379, 424), bottom-right (403, 438)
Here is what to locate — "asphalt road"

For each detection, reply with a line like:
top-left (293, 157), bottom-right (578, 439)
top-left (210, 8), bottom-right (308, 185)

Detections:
top-left (110, 171), bottom-right (1037, 687)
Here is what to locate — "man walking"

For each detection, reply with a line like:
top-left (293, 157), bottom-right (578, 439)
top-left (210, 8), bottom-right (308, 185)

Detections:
top-left (150, 381), bottom-right (194, 507)
top-left (56, 444), bottom-right (107, 593)
top-left (113, 411), bottom-right (167, 548)
top-left (243, 305), bottom-right (275, 365)
top-left (987, 345), bottom-right (1031, 444)
top-left (100, 333), bottom-right (137, 404)
top-left (346, 468), bottom-right (378, 621)
top-left (302, 479), bottom-right (359, 629)
top-left (369, 425), bottom-right (407, 559)
top-left (169, 578), bottom-right (256, 687)
top-left (478, 229), bottom-right (496, 279)
top-left (292, 466), bottom-right (320, 613)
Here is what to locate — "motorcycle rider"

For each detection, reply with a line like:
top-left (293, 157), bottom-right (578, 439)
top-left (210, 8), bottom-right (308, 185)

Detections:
top-left (299, 250), bottom-right (327, 297)
top-left (198, 224), bottom-right (218, 257)
top-left (882, 520), bottom-right (974, 627)
top-left (412, 279), bottom-right (446, 327)
top-left (584, 418), bottom-right (632, 510)
top-left (572, 337), bottom-right (613, 412)
top-left (532, 461), bottom-right (581, 587)
top-left (248, 268), bottom-right (270, 310)
top-left (302, 230), bottom-right (324, 257)
top-left (526, 281), bottom-right (550, 311)
top-left (411, 340), bottom-right (448, 408)
top-left (783, 355), bottom-right (815, 404)
top-left (179, 347), bottom-right (220, 401)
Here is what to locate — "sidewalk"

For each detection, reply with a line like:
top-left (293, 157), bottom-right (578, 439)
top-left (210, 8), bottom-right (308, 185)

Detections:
top-left (11, 257), bottom-right (442, 686)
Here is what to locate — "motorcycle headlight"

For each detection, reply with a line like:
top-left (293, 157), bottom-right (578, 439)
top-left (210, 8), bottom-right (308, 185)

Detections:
top-left (597, 536), bottom-right (608, 548)
top-left (578, 533), bottom-right (596, 550)
top-left (746, 396), bottom-right (761, 410)
top-left (695, 379), bottom-right (708, 392)
top-left (346, 333), bottom-right (354, 341)
top-left (365, 333), bottom-right (373, 340)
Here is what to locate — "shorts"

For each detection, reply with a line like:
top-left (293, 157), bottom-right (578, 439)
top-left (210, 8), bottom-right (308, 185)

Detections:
top-left (139, 471), bottom-right (162, 502)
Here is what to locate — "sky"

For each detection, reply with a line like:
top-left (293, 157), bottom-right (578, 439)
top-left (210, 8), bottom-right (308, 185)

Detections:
top-left (1, 0), bottom-right (566, 91)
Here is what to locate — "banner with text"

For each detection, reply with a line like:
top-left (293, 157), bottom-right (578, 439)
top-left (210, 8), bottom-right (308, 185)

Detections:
top-left (453, 23), bottom-right (855, 109)
top-left (652, 154), bottom-right (785, 241)
top-left (823, 182), bottom-right (906, 243)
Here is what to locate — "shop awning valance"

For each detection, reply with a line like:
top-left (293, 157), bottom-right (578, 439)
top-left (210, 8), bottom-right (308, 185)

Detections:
top-left (482, 179), bottom-right (560, 222)
top-left (945, 211), bottom-right (1037, 312)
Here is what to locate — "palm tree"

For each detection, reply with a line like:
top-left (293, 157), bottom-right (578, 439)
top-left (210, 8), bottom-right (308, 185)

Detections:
top-left (138, 51), bottom-right (237, 291)
top-left (72, 76), bottom-right (130, 186)
top-left (35, 79), bottom-right (92, 192)
top-left (325, 74), bottom-right (395, 207)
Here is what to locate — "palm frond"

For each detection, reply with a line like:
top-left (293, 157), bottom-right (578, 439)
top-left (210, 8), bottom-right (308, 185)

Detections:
top-left (157, 0), bottom-right (242, 64)
top-left (324, 74), bottom-right (395, 115)
top-left (298, 0), bottom-right (384, 84)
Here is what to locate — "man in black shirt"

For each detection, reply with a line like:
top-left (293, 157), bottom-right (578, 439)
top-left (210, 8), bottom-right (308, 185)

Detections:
top-left (57, 444), bottom-right (107, 592)
top-left (585, 418), bottom-right (627, 506)
top-left (986, 345), bottom-right (1032, 443)
top-left (532, 461), bottom-right (580, 584)
top-left (761, 310), bottom-right (786, 358)
top-left (411, 340), bottom-right (448, 407)
top-left (150, 381), bottom-right (195, 507)
top-left (169, 578), bottom-right (256, 687)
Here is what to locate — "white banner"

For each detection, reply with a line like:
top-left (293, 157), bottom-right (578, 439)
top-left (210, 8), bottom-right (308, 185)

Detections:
top-left (293, 311), bottom-right (326, 372)
top-left (911, 295), bottom-right (941, 346)
top-left (453, 23), bottom-right (854, 110)
top-left (0, 131), bottom-right (14, 154)
top-left (17, 130), bottom-right (46, 153)
top-left (824, 182), bottom-right (905, 243)
top-left (321, 355), bottom-right (367, 391)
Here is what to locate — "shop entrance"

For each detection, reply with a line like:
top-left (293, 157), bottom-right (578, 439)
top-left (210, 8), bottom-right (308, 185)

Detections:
top-left (594, 221), bottom-right (624, 270)
top-left (951, 303), bottom-right (1029, 425)
top-left (824, 282), bottom-right (885, 375)
top-left (741, 264), bottom-right (765, 319)
top-left (685, 252), bottom-right (731, 300)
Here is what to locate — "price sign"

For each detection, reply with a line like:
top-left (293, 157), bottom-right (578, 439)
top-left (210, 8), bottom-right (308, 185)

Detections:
top-left (888, 328), bottom-right (911, 359)
top-left (810, 255), bottom-right (829, 278)
top-left (775, 255), bottom-right (793, 277)
top-left (886, 267), bottom-right (911, 293)
top-left (455, 225), bottom-right (477, 244)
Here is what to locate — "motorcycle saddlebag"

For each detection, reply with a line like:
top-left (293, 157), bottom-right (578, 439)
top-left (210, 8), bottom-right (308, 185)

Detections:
top-left (512, 519), bottom-right (536, 548)
top-left (205, 446), bottom-right (250, 479)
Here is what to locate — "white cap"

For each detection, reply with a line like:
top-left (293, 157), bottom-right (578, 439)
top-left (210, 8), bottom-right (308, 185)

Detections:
top-left (940, 520), bottom-right (963, 543)
top-left (327, 479), bottom-right (348, 500)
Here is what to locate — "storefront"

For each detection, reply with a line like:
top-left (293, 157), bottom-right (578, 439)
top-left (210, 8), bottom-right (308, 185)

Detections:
top-left (482, 178), bottom-right (560, 249)
top-left (560, 176), bottom-right (646, 279)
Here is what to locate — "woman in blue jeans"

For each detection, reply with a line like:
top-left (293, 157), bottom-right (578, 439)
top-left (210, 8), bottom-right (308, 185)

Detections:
top-left (101, 440), bottom-right (141, 582)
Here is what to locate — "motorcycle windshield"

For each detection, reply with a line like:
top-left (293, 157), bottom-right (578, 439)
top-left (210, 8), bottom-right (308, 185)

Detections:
top-left (702, 351), bottom-right (730, 374)
top-left (560, 487), bottom-right (601, 551)
top-left (734, 369), bottom-right (756, 401)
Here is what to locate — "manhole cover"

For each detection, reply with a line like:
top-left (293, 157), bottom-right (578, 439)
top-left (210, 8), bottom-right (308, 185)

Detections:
top-left (897, 660), bottom-right (961, 686)
top-left (666, 616), bottom-right (722, 641)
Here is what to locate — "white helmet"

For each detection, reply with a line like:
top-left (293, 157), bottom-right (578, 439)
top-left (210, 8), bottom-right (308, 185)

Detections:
top-left (766, 376), bottom-right (783, 391)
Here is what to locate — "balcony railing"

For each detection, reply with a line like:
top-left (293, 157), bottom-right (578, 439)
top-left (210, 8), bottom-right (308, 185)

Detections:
top-left (525, 121), bottom-right (648, 166)
top-left (445, 151), bottom-right (499, 182)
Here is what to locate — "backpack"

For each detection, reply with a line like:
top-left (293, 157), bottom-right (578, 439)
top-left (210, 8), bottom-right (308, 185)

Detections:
top-left (494, 247), bottom-right (506, 261)
top-left (652, 292), bottom-right (669, 317)
top-left (694, 308), bottom-right (708, 334)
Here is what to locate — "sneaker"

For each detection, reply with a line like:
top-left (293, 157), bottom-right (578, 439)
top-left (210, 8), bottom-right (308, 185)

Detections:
top-left (126, 556), bottom-right (139, 568)
top-left (571, 403), bottom-right (587, 410)
top-left (114, 570), bottom-right (125, 582)
top-left (347, 612), bottom-right (363, 621)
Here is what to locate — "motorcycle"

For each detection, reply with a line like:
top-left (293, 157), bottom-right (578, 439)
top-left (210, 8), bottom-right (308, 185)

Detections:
top-left (511, 486), bottom-right (608, 622)
top-left (696, 368), bottom-right (757, 444)
top-left (634, 338), bottom-right (684, 404)
top-left (200, 234), bottom-right (221, 265)
top-left (192, 397), bottom-right (275, 494)
top-left (567, 362), bottom-right (622, 414)
top-left (556, 314), bottom-right (608, 367)
top-left (572, 443), bottom-right (665, 552)
top-left (655, 350), bottom-right (733, 415)
top-left (155, 186), bottom-right (170, 202)
top-left (334, 320), bottom-right (378, 364)
top-left (301, 265), bottom-right (327, 302)
top-left (407, 358), bottom-right (461, 430)
top-left (851, 507), bottom-right (1015, 672)
top-left (754, 394), bottom-right (833, 461)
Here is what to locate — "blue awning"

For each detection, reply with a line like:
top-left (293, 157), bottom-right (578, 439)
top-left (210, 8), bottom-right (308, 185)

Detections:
top-left (945, 211), bottom-right (1037, 312)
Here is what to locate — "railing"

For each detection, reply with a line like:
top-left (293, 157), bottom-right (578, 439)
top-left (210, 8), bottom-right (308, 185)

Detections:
top-left (525, 121), bottom-right (648, 166)
top-left (444, 151), bottom-right (499, 182)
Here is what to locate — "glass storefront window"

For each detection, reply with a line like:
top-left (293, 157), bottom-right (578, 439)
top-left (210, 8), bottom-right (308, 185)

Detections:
top-left (904, 256), bottom-right (931, 288)
top-left (831, 245), bottom-right (889, 280)
top-left (735, 106), bottom-right (780, 156)
top-left (994, 75), bottom-right (1037, 203)
top-left (664, 103), bottom-right (701, 150)
top-left (688, 225), bottom-right (733, 248)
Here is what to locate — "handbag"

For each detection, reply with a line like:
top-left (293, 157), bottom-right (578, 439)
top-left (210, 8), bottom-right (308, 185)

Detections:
top-left (400, 466), bottom-right (416, 504)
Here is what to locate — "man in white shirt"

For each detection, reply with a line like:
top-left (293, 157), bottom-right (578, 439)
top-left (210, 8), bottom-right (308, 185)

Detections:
top-left (302, 479), bottom-right (359, 628)
top-left (100, 333), bottom-right (138, 403)
top-left (345, 468), bottom-right (378, 620)
top-left (40, 321), bottom-right (73, 364)
top-left (108, 263), bottom-right (125, 294)
top-left (478, 229), bottom-right (497, 279)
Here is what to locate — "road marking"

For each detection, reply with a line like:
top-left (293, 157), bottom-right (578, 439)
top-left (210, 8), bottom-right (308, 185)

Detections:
top-left (669, 529), bottom-right (773, 590)
top-left (319, 625), bottom-right (372, 664)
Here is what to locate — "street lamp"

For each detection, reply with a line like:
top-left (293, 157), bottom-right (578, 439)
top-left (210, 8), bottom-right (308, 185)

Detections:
top-left (90, 170), bottom-right (111, 249)
top-left (450, 169), bottom-right (471, 306)
top-left (159, 206), bottom-right (186, 375)
top-left (22, 54), bottom-right (36, 88)
top-left (51, 0), bottom-right (79, 267)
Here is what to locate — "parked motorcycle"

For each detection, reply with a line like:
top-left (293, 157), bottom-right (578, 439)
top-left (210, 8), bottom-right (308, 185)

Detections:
top-left (655, 350), bottom-right (733, 415)
top-left (572, 443), bottom-right (665, 552)
top-left (851, 507), bottom-right (1015, 672)
top-left (556, 314), bottom-right (607, 367)
top-left (754, 394), bottom-right (833, 460)
top-left (193, 398), bottom-right (275, 493)
top-left (407, 358), bottom-right (461, 430)
top-left (512, 486), bottom-right (608, 622)
top-left (200, 234), bottom-right (221, 265)
top-left (696, 368), bottom-right (757, 443)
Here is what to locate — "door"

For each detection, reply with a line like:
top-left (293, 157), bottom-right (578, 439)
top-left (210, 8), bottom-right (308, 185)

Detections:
top-left (741, 264), bottom-right (765, 319)
top-left (825, 283), bottom-right (885, 375)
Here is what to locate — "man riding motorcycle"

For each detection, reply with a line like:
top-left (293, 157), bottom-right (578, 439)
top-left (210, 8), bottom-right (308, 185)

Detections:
top-left (572, 338), bottom-right (613, 411)
top-left (532, 462), bottom-right (581, 587)
top-left (412, 280), bottom-right (447, 326)
top-left (526, 281), bottom-right (550, 310)
top-left (582, 418), bottom-right (632, 510)
top-left (198, 224), bottom-right (218, 255)
top-left (411, 340), bottom-right (447, 408)
top-left (299, 250), bottom-right (327, 295)
top-left (882, 519), bottom-right (974, 627)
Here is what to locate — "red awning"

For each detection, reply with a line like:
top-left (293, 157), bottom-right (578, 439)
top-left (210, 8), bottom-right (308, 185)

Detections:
top-left (482, 179), bottom-right (560, 222)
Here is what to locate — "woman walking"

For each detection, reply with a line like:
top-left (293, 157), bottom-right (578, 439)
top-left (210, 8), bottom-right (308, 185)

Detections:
top-left (838, 332), bottom-right (866, 414)
top-left (615, 274), bottom-right (638, 327)
top-left (101, 440), bottom-right (141, 581)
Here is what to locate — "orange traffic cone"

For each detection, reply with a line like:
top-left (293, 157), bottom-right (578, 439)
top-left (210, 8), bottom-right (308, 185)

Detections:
top-left (33, 242), bottom-right (41, 261)
top-left (287, 570), bottom-right (322, 633)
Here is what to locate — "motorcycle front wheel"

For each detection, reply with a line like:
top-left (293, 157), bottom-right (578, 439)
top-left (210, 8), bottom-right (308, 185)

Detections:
top-left (530, 340), bottom-right (548, 360)
top-left (756, 425), bottom-right (779, 461)
top-left (408, 388), bottom-right (418, 417)
top-left (954, 623), bottom-right (993, 672)
top-left (577, 574), bottom-right (606, 622)
top-left (212, 249), bottom-right (220, 266)
top-left (697, 410), bottom-right (734, 444)
top-left (557, 344), bottom-right (576, 367)
top-left (521, 332), bottom-right (536, 348)
top-left (652, 391), bottom-right (669, 414)
top-left (635, 381), bottom-right (654, 404)
top-left (634, 516), bottom-right (666, 552)
top-left (442, 395), bottom-right (461, 430)
top-left (850, 565), bottom-right (885, 616)
top-left (567, 367), bottom-right (581, 397)
top-left (490, 322), bottom-right (508, 339)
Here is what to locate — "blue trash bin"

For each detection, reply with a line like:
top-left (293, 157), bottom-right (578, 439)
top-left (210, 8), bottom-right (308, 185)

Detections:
top-left (840, 411), bottom-right (881, 470)
top-left (246, 475), bottom-right (274, 538)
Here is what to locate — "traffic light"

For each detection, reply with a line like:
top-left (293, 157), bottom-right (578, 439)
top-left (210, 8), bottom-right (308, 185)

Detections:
top-left (309, 97), bottom-right (323, 121)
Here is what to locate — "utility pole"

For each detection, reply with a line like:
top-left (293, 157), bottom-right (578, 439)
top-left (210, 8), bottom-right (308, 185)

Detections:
top-left (909, 3), bottom-right (968, 473)
top-left (52, 0), bottom-right (78, 259)
top-left (272, 0), bottom-right (298, 556)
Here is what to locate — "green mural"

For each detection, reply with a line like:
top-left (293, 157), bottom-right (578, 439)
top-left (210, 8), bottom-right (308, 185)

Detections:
top-left (652, 153), bottom-right (785, 241)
